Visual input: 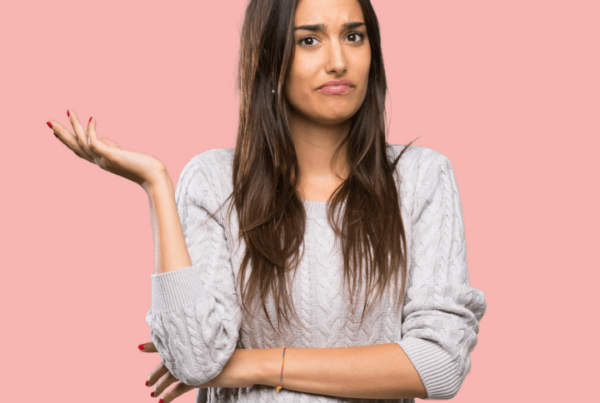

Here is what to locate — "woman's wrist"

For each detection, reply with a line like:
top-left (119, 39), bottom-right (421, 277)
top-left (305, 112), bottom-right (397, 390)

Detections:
top-left (141, 165), bottom-right (170, 194)
top-left (258, 348), bottom-right (285, 387)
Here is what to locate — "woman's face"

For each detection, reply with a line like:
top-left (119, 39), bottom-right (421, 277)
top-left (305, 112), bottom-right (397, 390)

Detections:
top-left (285, 0), bottom-right (371, 126)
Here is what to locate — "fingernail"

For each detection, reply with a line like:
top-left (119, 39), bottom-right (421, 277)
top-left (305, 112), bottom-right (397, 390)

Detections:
top-left (138, 344), bottom-right (146, 350)
top-left (67, 110), bottom-right (70, 117)
top-left (89, 116), bottom-right (92, 123)
top-left (146, 380), bottom-right (150, 386)
top-left (54, 132), bottom-right (58, 138)
top-left (159, 399), bottom-right (164, 403)
top-left (46, 121), bottom-right (53, 129)
top-left (150, 391), bottom-right (155, 397)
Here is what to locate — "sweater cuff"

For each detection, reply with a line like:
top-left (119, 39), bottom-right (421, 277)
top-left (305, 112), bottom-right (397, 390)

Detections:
top-left (150, 265), bottom-right (208, 313)
top-left (396, 337), bottom-right (461, 400)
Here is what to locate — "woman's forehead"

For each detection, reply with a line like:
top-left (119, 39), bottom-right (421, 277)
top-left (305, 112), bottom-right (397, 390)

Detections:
top-left (294, 0), bottom-right (364, 27)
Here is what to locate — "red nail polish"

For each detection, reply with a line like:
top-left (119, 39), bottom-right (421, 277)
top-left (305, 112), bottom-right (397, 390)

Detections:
top-left (159, 399), bottom-right (163, 403)
top-left (89, 116), bottom-right (92, 122)
top-left (46, 121), bottom-right (53, 129)
top-left (67, 110), bottom-right (70, 117)
top-left (138, 344), bottom-right (146, 350)
top-left (146, 380), bottom-right (150, 386)
top-left (54, 132), bottom-right (58, 138)
top-left (150, 391), bottom-right (155, 397)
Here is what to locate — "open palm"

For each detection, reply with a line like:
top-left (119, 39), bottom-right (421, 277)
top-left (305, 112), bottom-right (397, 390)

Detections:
top-left (47, 109), bottom-right (166, 188)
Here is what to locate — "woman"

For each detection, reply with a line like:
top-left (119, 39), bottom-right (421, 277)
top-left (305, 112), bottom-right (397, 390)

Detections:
top-left (47, 0), bottom-right (487, 402)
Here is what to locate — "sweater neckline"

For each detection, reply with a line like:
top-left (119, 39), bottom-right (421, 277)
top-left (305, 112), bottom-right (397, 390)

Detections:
top-left (301, 199), bottom-right (329, 219)
top-left (301, 198), bottom-right (348, 219)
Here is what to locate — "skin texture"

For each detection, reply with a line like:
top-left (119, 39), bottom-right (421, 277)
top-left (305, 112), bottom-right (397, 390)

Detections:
top-left (287, 0), bottom-right (371, 202)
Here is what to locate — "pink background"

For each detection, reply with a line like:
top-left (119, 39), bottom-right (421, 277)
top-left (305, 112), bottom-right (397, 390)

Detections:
top-left (2, 0), bottom-right (598, 401)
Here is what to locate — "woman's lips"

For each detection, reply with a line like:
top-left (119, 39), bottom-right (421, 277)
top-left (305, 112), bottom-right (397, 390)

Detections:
top-left (319, 85), bottom-right (353, 95)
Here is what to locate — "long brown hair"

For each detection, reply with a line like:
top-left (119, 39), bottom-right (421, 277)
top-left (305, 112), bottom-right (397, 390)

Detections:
top-left (209, 0), bottom-right (417, 334)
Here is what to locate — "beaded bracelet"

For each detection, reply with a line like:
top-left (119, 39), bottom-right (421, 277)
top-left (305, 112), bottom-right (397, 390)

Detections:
top-left (275, 346), bottom-right (287, 392)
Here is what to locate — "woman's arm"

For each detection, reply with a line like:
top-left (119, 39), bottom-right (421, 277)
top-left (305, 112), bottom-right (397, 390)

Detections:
top-left (393, 151), bottom-right (487, 400)
top-left (144, 153), bottom-right (243, 387)
top-left (253, 343), bottom-right (427, 400)
top-left (144, 170), bottom-right (192, 275)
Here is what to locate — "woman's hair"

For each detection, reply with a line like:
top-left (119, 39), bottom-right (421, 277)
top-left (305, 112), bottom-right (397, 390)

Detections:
top-left (209, 0), bottom-right (417, 334)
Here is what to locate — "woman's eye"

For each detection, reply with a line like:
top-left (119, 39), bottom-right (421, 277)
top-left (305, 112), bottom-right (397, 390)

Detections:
top-left (298, 32), bottom-right (365, 48)
top-left (346, 32), bottom-right (365, 43)
top-left (299, 36), bottom-right (318, 47)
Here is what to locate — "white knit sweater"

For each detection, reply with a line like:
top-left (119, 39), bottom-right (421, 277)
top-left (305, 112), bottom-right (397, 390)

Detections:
top-left (145, 144), bottom-right (487, 402)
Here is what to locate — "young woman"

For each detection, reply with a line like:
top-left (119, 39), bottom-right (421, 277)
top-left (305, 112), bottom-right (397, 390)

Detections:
top-left (47, 0), bottom-right (487, 402)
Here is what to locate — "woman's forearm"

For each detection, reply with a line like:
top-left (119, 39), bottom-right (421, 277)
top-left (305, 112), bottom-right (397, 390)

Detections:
top-left (253, 343), bottom-right (427, 400)
top-left (144, 170), bottom-right (192, 274)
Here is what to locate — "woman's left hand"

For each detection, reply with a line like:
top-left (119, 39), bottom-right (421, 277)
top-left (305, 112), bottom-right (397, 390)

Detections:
top-left (139, 341), bottom-right (256, 402)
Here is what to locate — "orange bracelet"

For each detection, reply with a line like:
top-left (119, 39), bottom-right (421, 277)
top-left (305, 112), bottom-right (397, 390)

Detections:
top-left (275, 346), bottom-right (287, 392)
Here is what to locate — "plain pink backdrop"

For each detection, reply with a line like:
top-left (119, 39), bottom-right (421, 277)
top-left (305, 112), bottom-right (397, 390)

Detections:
top-left (2, 0), bottom-right (598, 401)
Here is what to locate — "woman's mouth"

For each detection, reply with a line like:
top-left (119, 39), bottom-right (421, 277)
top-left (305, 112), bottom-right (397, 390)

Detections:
top-left (319, 85), bottom-right (353, 95)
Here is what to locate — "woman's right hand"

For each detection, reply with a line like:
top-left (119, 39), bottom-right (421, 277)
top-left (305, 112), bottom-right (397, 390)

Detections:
top-left (48, 109), bottom-right (167, 188)
top-left (142, 342), bottom-right (199, 403)
top-left (146, 359), bottom-right (197, 402)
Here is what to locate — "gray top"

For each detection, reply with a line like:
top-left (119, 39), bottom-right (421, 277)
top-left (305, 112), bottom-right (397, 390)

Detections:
top-left (146, 144), bottom-right (487, 402)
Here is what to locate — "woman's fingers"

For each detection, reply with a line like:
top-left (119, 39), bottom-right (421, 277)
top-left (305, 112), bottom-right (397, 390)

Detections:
top-left (84, 116), bottom-right (104, 160)
top-left (66, 110), bottom-right (95, 160)
top-left (49, 111), bottom-right (166, 187)
top-left (86, 116), bottom-right (120, 166)
top-left (159, 382), bottom-right (197, 403)
top-left (138, 341), bottom-right (157, 353)
top-left (139, 343), bottom-right (199, 402)
top-left (147, 360), bottom-right (170, 387)
top-left (48, 120), bottom-right (93, 162)
top-left (150, 369), bottom-right (182, 399)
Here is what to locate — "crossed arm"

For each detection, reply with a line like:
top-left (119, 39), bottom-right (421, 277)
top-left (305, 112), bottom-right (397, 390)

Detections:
top-left (145, 150), bottom-right (486, 401)
top-left (249, 343), bottom-right (427, 400)
top-left (144, 158), bottom-right (426, 400)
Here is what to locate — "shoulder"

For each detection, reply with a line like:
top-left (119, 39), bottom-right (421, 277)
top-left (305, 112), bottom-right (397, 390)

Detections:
top-left (176, 147), bottom-right (235, 211)
top-left (387, 143), bottom-right (452, 183)
top-left (185, 147), bottom-right (235, 174)
top-left (387, 143), bottom-right (457, 220)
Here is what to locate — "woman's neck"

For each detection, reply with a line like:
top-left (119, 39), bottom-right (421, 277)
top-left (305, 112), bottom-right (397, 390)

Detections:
top-left (288, 112), bottom-right (351, 202)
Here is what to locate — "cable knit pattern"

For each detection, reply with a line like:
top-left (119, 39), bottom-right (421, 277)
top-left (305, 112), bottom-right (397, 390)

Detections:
top-left (146, 144), bottom-right (487, 403)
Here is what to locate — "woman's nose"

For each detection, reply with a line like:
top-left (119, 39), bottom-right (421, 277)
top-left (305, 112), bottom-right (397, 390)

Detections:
top-left (325, 41), bottom-right (348, 74)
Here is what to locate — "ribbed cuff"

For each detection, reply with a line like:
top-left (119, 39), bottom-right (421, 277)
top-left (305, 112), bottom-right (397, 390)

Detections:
top-left (396, 337), bottom-right (461, 400)
top-left (150, 265), bottom-right (208, 313)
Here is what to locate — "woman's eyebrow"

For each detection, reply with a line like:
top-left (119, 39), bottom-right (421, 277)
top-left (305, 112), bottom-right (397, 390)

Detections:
top-left (294, 21), bottom-right (365, 32)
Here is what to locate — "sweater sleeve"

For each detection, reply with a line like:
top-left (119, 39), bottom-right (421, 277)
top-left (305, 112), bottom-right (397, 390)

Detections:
top-left (394, 151), bottom-right (487, 400)
top-left (145, 154), bottom-right (242, 386)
